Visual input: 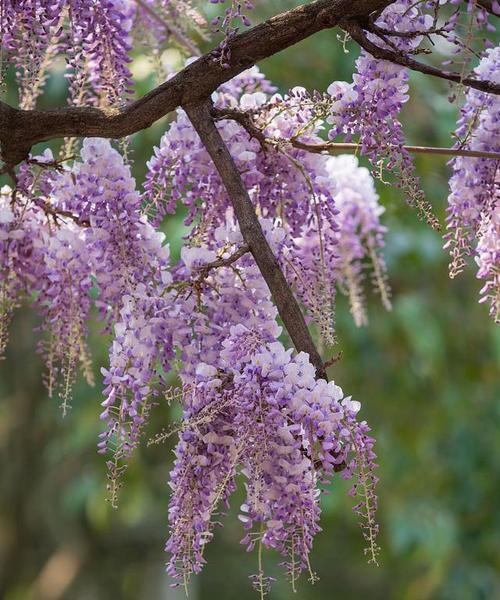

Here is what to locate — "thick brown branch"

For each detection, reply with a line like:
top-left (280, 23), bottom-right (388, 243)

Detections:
top-left (0, 0), bottom-right (394, 166)
top-left (185, 100), bottom-right (327, 380)
top-left (342, 20), bottom-right (500, 95)
top-left (2, 0), bottom-right (497, 168)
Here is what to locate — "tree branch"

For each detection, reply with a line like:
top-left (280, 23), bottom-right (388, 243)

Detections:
top-left (0, 0), bottom-right (392, 166)
top-left (209, 108), bottom-right (500, 160)
top-left (342, 20), bottom-right (500, 95)
top-left (197, 244), bottom-right (250, 274)
top-left (185, 99), bottom-right (327, 380)
top-left (291, 140), bottom-right (500, 160)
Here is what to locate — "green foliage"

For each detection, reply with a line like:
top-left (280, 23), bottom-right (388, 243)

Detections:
top-left (0, 6), bottom-right (499, 599)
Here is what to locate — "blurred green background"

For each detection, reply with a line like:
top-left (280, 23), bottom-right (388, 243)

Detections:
top-left (1, 2), bottom-right (499, 599)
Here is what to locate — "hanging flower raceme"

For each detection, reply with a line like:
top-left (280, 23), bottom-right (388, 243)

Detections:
top-left (67, 0), bottom-right (135, 105)
top-left (0, 168), bottom-right (94, 411)
top-left (1, 138), bottom-right (177, 492)
top-left (327, 154), bottom-right (391, 326)
top-left (475, 202), bottom-right (499, 322)
top-left (445, 45), bottom-right (500, 322)
top-left (0, 185), bottom-right (46, 359)
top-left (33, 224), bottom-right (94, 414)
top-left (166, 323), bottom-right (379, 592)
top-left (0, 0), bottom-right (136, 108)
top-left (47, 138), bottom-right (175, 496)
top-left (326, 0), bottom-right (439, 229)
top-left (50, 138), bottom-right (167, 322)
top-left (144, 69), bottom-right (348, 342)
top-left (96, 219), bottom-right (174, 506)
top-left (0, 0), bottom-right (66, 108)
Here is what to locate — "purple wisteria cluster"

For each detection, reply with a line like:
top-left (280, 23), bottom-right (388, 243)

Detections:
top-left (0, 140), bottom-right (176, 492)
top-left (49, 138), bottom-right (176, 499)
top-left (1, 0), bottom-right (136, 107)
top-left (1, 0), bottom-right (499, 592)
top-left (326, 0), bottom-right (439, 229)
top-left (0, 177), bottom-right (95, 411)
top-left (167, 329), bottom-right (378, 592)
top-left (0, 0), bottom-right (210, 108)
top-left (0, 186), bottom-right (45, 360)
top-left (145, 67), bottom-right (391, 343)
top-left (159, 219), bottom-right (378, 590)
top-left (324, 155), bottom-right (391, 326)
top-left (445, 45), bottom-right (500, 322)
top-left (0, 0), bottom-right (255, 108)
top-left (0, 133), bottom-right (380, 591)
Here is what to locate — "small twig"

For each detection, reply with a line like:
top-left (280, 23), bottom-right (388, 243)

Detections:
top-left (323, 351), bottom-right (343, 369)
top-left (211, 108), bottom-right (268, 151)
top-left (291, 139), bottom-right (500, 160)
top-left (135, 0), bottom-right (202, 57)
top-left (27, 155), bottom-right (76, 172)
top-left (36, 201), bottom-right (90, 227)
top-left (197, 244), bottom-right (250, 275)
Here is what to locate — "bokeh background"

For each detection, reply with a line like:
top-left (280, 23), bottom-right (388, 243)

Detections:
top-left (1, 2), bottom-right (499, 599)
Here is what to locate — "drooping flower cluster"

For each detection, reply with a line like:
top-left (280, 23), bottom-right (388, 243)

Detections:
top-left (0, 180), bottom-right (96, 409)
top-left (326, 155), bottom-right (391, 326)
top-left (48, 138), bottom-right (176, 499)
top-left (445, 45), bottom-right (500, 322)
top-left (0, 140), bottom-right (175, 495)
top-left (0, 0), bottom-right (210, 110)
top-left (160, 220), bottom-right (378, 589)
top-left (0, 186), bottom-right (45, 358)
top-left (145, 67), bottom-right (391, 342)
top-left (0, 0), bottom-right (136, 108)
top-left (326, 1), bottom-right (439, 229)
top-left (67, 0), bottom-right (135, 105)
top-left (167, 331), bottom-right (378, 591)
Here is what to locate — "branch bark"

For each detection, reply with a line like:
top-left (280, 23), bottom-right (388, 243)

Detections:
top-left (291, 140), bottom-right (500, 160)
top-left (0, 0), bottom-right (392, 166)
top-left (185, 99), bottom-right (327, 380)
top-left (2, 0), bottom-right (498, 167)
top-left (342, 20), bottom-right (500, 95)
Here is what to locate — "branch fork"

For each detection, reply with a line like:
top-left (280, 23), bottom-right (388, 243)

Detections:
top-left (185, 99), bottom-right (328, 380)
